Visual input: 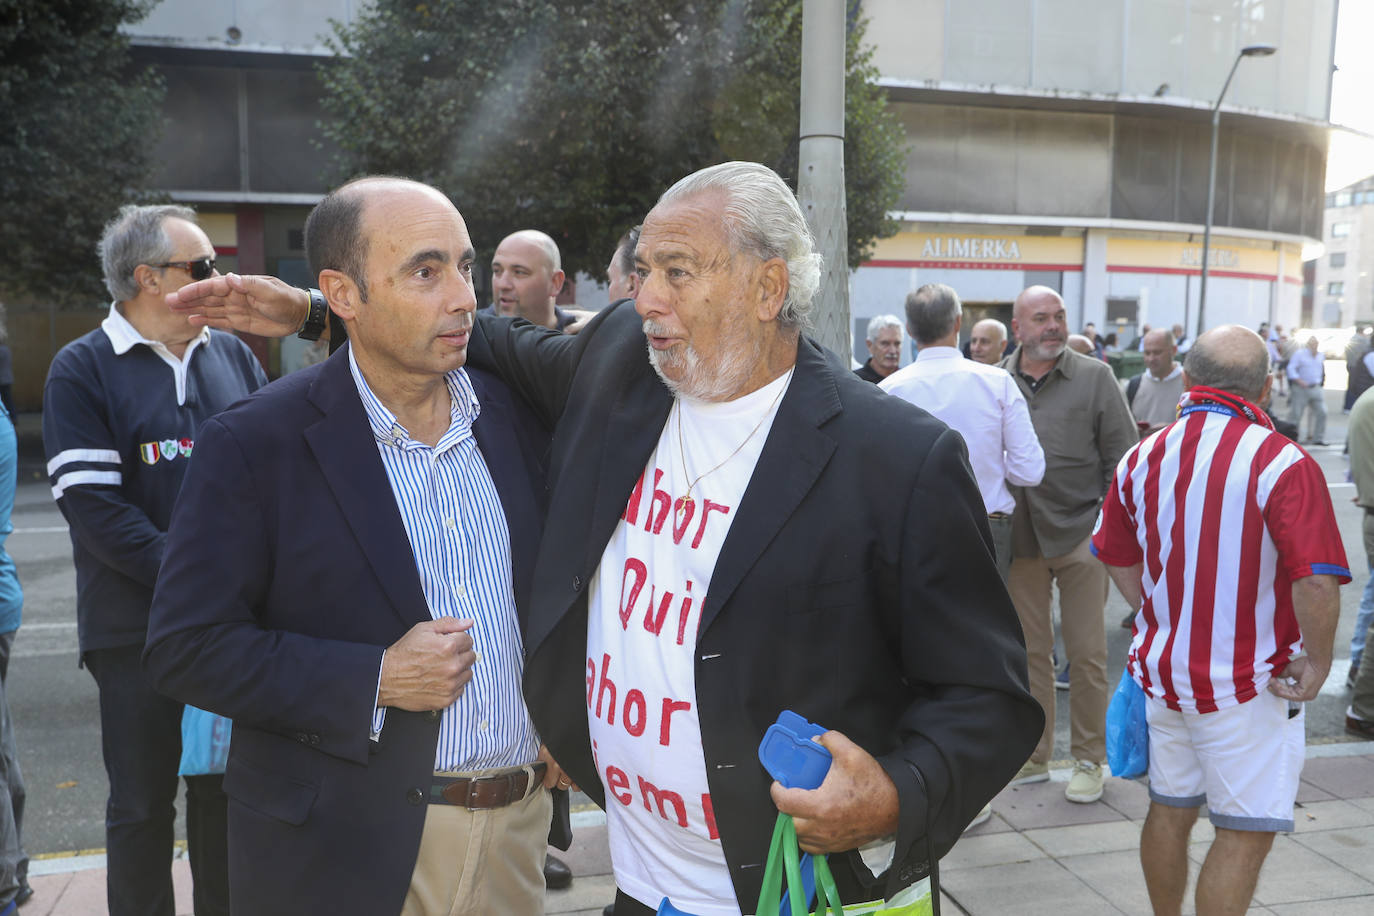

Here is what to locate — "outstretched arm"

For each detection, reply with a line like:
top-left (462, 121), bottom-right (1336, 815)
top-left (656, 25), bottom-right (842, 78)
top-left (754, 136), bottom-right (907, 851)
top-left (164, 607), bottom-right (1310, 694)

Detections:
top-left (167, 273), bottom-right (310, 338)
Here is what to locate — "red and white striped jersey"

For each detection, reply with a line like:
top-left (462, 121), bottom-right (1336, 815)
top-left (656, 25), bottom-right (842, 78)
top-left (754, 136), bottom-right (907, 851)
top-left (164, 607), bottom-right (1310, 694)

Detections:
top-left (1092, 406), bottom-right (1349, 713)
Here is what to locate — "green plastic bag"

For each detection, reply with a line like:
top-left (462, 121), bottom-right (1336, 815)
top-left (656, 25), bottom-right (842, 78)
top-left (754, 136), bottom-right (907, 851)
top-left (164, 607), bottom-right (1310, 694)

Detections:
top-left (754, 813), bottom-right (933, 916)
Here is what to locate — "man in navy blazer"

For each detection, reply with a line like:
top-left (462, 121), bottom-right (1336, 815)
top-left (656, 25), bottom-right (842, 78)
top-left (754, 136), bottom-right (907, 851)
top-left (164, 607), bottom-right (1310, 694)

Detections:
top-left (144, 178), bottom-right (567, 915)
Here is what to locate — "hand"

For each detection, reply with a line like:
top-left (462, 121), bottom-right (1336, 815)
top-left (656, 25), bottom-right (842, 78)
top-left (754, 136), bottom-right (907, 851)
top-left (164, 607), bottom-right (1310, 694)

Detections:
top-left (538, 744), bottom-right (578, 792)
top-left (166, 272), bottom-right (311, 338)
top-left (1268, 655), bottom-right (1329, 703)
top-left (378, 618), bottom-right (476, 711)
top-left (770, 731), bottom-right (899, 855)
top-left (560, 308), bottom-right (598, 336)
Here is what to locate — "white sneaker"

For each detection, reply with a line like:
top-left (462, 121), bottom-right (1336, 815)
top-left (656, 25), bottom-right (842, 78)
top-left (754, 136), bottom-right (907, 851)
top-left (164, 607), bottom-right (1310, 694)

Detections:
top-left (963, 803), bottom-right (992, 832)
top-left (1065, 760), bottom-right (1103, 803)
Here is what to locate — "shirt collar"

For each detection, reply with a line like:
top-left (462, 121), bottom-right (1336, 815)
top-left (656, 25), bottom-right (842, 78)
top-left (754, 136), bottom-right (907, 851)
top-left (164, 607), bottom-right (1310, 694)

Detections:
top-left (101, 302), bottom-right (212, 356)
top-left (347, 346), bottom-right (481, 449)
top-left (1147, 363), bottom-right (1183, 382)
top-left (914, 345), bottom-right (963, 362)
top-left (1012, 343), bottom-right (1077, 382)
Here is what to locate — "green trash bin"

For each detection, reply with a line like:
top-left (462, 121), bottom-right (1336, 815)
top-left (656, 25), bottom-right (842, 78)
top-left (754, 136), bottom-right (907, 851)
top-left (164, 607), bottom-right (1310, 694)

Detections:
top-left (1108, 350), bottom-right (1144, 381)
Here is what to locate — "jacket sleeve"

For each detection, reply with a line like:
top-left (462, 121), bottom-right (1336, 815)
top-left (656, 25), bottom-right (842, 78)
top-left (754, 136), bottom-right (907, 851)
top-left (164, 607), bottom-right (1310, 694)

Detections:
top-left (874, 428), bottom-right (1043, 898)
top-left (1002, 376), bottom-right (1046, 488)
top-left (1094, 369), bottom-right (1140, 496)
top-left (43, 370), bottom-right (166, 588)
top-left (143, 415), bottom-right (384, 765)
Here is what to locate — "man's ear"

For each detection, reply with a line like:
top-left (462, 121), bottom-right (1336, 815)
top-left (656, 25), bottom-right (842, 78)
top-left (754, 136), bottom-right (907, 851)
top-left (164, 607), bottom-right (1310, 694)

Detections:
top-left (1182, 370), bottom-right (1194, 390)
top-left (549, 269), bottom-right (566, 298)
top-left (756, 257), bottom-right (788, 322)
top-left (319, 270), bottom-right (359, 322)
top-left (134, 264), bottom-right (159, 295)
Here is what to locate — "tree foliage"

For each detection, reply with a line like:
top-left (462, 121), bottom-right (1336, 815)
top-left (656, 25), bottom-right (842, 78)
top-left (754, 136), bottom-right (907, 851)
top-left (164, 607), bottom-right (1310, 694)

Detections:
top-left (0, 0), bottom-right (167, 305)
top-left (317, 0), bottom-right (906, 277)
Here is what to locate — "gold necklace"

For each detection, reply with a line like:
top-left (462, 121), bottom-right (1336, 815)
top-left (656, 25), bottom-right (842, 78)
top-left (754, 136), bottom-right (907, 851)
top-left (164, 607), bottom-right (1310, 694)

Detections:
top-left (674, 383), bottom-right (786, 523)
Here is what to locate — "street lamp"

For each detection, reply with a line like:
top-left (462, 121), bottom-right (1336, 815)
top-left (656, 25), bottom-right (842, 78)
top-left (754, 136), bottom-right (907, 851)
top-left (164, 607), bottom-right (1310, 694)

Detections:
top-left (1197, 43), bottom-right (1277, 334)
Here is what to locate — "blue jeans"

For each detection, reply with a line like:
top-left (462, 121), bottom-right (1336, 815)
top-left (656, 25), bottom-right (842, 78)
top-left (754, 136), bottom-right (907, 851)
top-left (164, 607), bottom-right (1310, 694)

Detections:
top-left (1355, 569), bottom-right (1374, 672)
top-left (84, 645), bottom-right (228, 916)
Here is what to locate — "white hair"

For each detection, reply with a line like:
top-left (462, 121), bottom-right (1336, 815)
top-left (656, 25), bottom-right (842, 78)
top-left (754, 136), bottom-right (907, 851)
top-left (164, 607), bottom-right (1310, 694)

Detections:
top-left (866, 314), bottom-right (903, 341)
top-left (656, 161), bottom-right (823, 330)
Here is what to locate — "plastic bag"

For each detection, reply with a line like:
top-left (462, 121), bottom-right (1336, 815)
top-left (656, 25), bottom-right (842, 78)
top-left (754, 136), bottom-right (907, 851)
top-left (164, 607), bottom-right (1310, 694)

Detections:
top-left (1105, 669), bottom-right (1149, 779)
top-left (180, 705), bottom-right (232, 776)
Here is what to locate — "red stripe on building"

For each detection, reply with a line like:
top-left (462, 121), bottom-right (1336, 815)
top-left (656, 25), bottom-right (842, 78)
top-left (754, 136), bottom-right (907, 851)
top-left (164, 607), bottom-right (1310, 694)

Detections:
top-left (861, 260), bottom-right (1084, 271)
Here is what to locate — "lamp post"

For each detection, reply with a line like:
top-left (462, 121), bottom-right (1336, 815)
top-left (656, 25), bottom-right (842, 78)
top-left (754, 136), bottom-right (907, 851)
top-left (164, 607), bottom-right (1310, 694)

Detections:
top-left (1197, 43), bottom-right (1276, 335)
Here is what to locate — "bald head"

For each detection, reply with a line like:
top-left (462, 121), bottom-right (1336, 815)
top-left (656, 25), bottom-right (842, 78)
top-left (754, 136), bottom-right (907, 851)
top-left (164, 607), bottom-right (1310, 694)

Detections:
top-left (969, 318), bottom-right (1007, 365)
top-left (1141, 328), bottom-right (1177, 379)
top-left (1182, 325), bottom-right (1271, 402)
top-left (1067, 334), bottom-right (1095, 355)
top-left (306, 175), bottom-right (452, 300)
top-left (491, 229), bottom-right (565, 325)
top-left (1012, 285), bottom-right (1068, 363)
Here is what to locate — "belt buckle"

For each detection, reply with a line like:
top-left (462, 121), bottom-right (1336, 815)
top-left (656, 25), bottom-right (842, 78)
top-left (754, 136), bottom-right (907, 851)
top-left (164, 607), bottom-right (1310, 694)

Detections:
top-left (466, 772), bottom-right (514, 810)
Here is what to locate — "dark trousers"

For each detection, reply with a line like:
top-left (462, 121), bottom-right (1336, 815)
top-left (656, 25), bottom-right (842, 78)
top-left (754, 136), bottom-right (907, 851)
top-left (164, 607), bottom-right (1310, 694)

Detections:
top-left (612, 889), bottom-right (658, 915)
top-left (85, 645), bottom-right (229, 916)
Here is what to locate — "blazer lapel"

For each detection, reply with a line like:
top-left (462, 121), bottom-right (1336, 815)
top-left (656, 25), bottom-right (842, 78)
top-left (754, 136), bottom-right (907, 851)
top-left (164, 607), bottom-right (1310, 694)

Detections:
top-left (303, 347), bottom-right (430, 629)
top-left (696, 337), bottom-right (841, 635)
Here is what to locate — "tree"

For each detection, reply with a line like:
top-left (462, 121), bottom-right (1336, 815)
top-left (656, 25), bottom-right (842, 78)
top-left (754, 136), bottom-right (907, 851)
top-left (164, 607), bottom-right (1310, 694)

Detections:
top-left (317, 0), bottom-right (906, 278)
top-left (0, 0), bottom-right (166, 306)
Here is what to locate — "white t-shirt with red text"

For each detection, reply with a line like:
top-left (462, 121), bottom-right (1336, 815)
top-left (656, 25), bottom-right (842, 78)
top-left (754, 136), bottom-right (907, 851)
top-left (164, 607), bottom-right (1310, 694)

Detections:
top-left (586, 370), bottom-right (792, 915)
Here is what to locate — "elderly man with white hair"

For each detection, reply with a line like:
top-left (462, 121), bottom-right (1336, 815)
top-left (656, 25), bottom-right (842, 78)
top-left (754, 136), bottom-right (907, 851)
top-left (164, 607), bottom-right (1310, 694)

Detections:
top-left (165, 161), bottom-right (1041, 916)
top-left (855, 314), bottom-right (904, 382)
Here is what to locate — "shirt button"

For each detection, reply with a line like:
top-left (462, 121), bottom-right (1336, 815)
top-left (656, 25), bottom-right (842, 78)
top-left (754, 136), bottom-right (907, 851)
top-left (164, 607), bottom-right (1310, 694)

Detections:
top-left (473, 651), bottom-right (481, 663)
top-left (455, 583), bottom-right (467, 598)
top-left (406, 787), bottom-right (425, 806)
top-left (479, 720), bottom-right (489, 731)
top-left (444, 517), bottom-right (455, 529)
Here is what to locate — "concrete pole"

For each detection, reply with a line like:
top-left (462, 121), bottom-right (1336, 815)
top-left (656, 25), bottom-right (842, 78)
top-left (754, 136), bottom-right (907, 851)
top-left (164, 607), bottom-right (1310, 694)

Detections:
top-left (796, 0), bottom-right (849, 362)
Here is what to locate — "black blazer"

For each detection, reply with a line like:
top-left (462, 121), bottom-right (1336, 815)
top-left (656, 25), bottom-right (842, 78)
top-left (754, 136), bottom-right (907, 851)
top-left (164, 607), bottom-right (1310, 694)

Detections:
top-left (470, 302), bottom-right (1042, 907)
top-left (144, 346), bottom-right (555, 914)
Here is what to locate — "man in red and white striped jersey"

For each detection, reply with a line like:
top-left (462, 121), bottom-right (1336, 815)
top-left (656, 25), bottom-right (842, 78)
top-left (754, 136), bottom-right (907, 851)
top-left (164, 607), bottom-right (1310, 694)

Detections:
top-left (1092, 325), bottom-right (1347, 916)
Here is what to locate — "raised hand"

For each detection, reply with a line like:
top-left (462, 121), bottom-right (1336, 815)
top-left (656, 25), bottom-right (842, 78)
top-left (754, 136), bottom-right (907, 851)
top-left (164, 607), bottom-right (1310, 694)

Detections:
top-left (167, 272), bottom-right (311, 338)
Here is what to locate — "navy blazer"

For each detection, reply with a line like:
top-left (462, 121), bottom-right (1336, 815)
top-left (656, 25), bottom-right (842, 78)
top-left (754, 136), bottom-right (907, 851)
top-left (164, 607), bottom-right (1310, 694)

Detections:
top-left (469, 302), bottom-right (1043, 908)
top-left (144, 345), bottom-right (552, 915)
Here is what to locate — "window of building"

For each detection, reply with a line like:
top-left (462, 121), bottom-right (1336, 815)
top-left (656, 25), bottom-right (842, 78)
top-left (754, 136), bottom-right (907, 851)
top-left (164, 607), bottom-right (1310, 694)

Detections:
top-left (1329, 282), bottom-right (1345, 295)
top-left (1335, 191), bottom-right (1352, 207)
top-left (1332, 222), bottom-right (1352, 238)
top-left (1331, 252), bottom-right (1347, 268)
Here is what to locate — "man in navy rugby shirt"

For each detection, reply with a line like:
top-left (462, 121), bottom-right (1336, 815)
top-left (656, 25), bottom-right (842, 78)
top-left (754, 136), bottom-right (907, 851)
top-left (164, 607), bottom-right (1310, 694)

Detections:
top-left (43, 205), bottom-right (268, 916)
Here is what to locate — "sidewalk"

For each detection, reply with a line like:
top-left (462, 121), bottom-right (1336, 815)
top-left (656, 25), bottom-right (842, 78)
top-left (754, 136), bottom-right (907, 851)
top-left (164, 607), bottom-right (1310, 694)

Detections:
top-left (26, 744), bottom-right (1373, 915)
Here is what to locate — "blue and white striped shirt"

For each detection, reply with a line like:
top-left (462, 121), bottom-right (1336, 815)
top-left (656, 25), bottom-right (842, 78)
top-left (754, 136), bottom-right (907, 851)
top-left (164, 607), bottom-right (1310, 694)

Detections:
top-left (350, 350), bottom-right (539, 771)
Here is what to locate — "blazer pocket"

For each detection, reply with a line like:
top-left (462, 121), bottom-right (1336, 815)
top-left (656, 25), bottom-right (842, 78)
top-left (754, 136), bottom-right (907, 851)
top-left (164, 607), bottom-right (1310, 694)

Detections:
top-left (786, 575), bottom-right (864, 615)
top-left (223, 753), bottom-right (319, 827)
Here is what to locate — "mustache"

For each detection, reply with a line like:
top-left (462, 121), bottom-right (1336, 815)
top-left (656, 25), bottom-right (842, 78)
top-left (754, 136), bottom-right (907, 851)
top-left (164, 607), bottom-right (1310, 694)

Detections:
top-left (642, 319), bottom-right (674, 338)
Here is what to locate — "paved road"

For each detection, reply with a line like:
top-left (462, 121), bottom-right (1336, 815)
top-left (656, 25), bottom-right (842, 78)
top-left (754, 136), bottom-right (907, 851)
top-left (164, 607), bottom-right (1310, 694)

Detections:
top-left (9, 379), bottom-right (1372, 862)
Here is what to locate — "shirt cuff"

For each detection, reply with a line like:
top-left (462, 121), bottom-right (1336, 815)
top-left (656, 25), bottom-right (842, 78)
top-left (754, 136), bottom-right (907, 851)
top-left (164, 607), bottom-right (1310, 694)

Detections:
top-left (371, 650), bottom-right (386, 741)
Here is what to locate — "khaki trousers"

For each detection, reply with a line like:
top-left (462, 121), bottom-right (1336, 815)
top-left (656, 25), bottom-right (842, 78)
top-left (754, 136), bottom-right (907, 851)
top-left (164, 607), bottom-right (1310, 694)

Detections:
top-left (1008, 534), bottom-right (1109, 764)
top-left (401, 773), bottom-right (551, 916)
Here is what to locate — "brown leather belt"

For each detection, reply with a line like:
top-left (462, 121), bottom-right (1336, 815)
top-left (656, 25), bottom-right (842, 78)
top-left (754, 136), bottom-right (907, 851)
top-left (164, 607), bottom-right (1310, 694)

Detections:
top-left (988, 512), bottom-right (1010, 520)
top-left (431, 762), bottom-right (546, 809)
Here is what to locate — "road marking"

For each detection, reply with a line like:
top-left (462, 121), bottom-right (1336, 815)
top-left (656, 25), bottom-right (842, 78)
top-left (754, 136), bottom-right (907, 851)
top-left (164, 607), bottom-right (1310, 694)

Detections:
top-left (12, 526), bottom-right (69, 534)
top-left (18, 622), bottom-right (76, 631)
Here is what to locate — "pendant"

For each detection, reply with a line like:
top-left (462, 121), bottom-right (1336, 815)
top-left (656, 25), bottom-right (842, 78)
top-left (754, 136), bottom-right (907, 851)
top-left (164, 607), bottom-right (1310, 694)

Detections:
top-left (676, 493), bottom-right (694, 525)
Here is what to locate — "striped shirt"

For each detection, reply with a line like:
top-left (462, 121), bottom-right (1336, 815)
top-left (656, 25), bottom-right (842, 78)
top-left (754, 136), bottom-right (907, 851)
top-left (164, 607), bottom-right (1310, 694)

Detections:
top-left (349, 350), bottom-right (539, 771)
top-left (1092, 405), bottom-right (1349, 713)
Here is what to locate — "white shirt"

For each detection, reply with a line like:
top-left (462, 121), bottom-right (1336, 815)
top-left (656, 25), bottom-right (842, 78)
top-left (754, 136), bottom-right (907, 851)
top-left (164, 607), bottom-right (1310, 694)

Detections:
top-left (587, 371), bottom-right (792, 915)
top-left (880, 346), bottom-right (1044, 515)
top-left (102, 304), bottom-right (212, 406)
top-left (1287, 347), bottom-right (1324, 386)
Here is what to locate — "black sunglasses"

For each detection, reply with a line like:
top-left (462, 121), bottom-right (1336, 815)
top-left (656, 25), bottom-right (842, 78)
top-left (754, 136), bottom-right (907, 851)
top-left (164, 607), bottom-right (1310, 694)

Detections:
top-left (154, 257), bottom-right (217, 281)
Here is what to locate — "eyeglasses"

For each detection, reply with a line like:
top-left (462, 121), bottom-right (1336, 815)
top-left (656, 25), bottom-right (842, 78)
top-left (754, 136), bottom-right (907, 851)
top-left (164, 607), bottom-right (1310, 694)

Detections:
top-left (154, 257), bottom-right (217, 281)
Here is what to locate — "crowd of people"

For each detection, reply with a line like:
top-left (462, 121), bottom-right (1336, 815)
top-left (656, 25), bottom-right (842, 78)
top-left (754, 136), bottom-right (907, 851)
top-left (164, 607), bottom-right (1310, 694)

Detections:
top-left (24, 159), bottom-right (1369, 916)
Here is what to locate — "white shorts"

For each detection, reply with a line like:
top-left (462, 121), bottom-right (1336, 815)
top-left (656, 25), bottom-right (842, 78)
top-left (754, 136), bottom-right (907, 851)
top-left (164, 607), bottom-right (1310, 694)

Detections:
top-left (1145, 689), bottom-right (1304, 832)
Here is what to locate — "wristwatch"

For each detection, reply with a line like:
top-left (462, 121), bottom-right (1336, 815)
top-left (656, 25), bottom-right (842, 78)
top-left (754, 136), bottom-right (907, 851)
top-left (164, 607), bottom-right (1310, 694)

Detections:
top-left (297, 288), bottom-right (327, 341)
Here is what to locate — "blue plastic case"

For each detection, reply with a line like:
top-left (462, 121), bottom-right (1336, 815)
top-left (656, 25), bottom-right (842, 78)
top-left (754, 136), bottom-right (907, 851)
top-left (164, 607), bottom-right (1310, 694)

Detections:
top-left (757, 710), bottom-right (832, 790)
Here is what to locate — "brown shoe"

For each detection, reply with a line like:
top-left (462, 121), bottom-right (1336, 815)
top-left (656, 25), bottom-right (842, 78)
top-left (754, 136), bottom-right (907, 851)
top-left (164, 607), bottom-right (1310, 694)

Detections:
top-left (1345, 712), bottom-right (1374, 741)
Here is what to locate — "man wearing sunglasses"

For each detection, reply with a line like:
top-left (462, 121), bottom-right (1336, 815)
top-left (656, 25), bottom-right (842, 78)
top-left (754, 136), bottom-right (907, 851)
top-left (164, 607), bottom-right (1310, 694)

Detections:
top-left (41, 204), bottom-right (267, 916)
